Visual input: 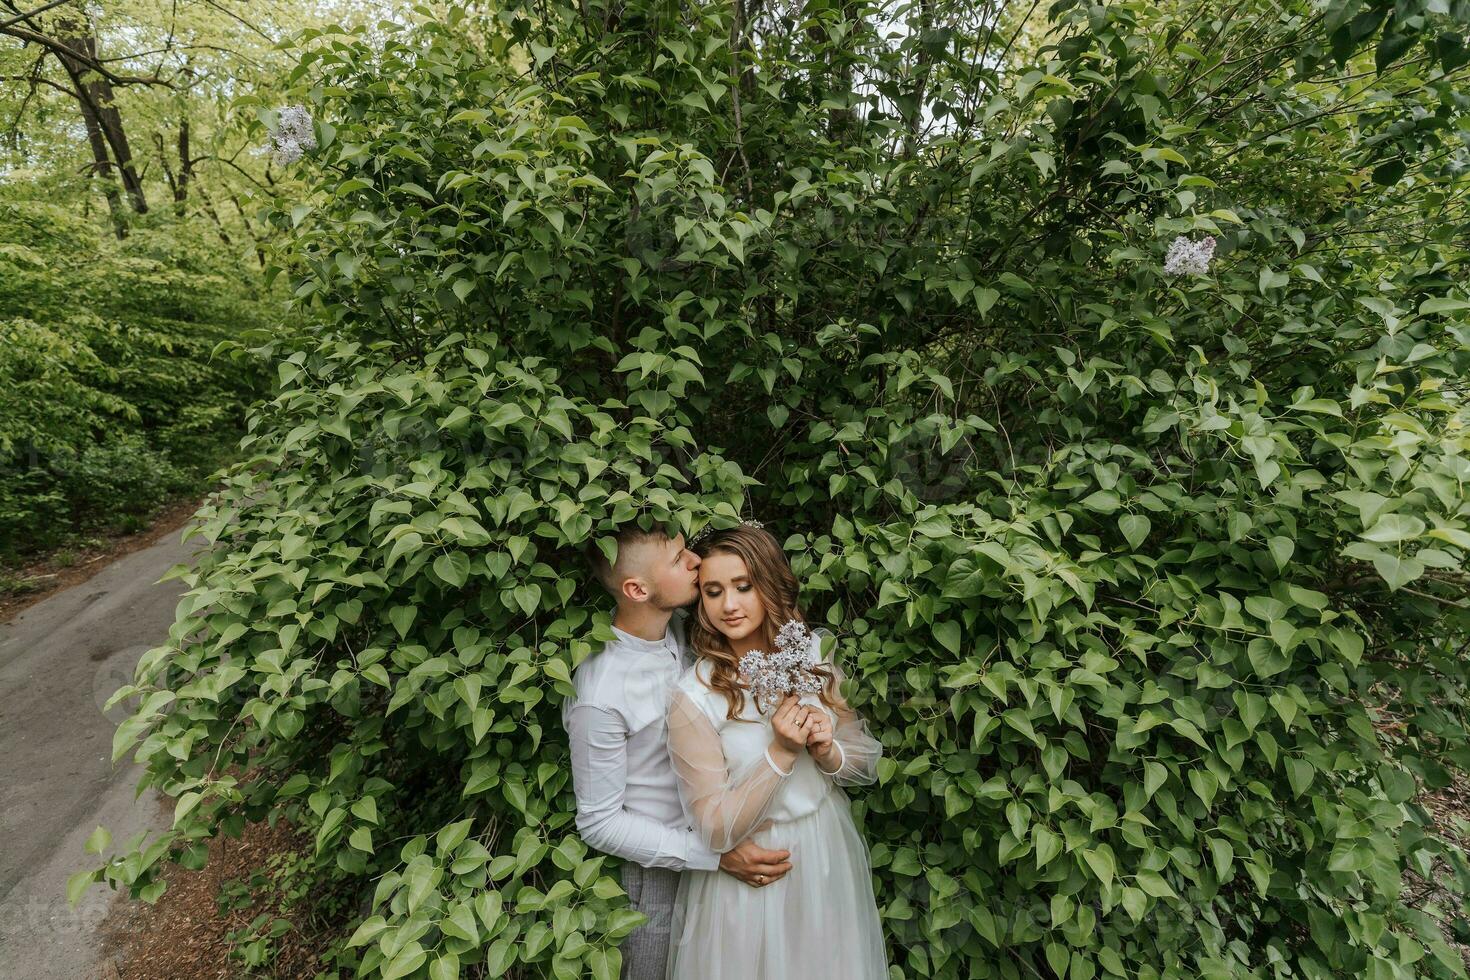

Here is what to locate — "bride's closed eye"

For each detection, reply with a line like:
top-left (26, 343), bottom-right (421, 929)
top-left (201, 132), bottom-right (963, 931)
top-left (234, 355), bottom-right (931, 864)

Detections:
top-left (703, 584), bottom-right (752, 596)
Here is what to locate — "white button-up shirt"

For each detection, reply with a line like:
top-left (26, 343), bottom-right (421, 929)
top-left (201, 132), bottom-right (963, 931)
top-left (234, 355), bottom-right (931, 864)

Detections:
top-left (563, 607), bottom-right (723, 871)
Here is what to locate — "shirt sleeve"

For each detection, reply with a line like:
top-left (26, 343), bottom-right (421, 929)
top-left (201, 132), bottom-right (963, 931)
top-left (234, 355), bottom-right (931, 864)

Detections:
top-left (566, 702), bottom-right (722, 871)
top-left (666, 687), bottom-right (789, 853)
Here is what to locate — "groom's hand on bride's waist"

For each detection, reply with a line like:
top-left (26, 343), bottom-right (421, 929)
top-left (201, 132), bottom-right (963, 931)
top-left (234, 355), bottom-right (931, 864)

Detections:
top-left (718, 821), bottom-right (792, 887)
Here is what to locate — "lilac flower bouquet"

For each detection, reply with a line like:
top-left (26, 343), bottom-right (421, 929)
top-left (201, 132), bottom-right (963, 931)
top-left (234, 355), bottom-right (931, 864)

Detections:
top-left (738, 620), bottom-right (825, 715)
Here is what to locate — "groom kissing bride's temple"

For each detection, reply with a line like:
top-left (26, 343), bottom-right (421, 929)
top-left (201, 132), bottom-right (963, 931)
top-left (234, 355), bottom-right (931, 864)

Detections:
top-left (562, 520), bottom-right (889, 979)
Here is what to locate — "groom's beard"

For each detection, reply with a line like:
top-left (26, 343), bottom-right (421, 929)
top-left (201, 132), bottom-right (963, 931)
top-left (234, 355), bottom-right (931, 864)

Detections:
top-left (646, 585), bottom-right (690, 612)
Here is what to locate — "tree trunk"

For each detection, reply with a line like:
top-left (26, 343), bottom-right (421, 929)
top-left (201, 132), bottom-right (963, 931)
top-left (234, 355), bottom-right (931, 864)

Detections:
top-left (53, 19), bottom-right (148, 215)
top-left (227, 190), bottom-right (268, 269)
top-left (805, 0), bottom-right (861, 144)
top-left (901, 0), bottom-right (935, 159)
top-left (154, 120), bottom-right (191, 217)
top-left (153, 131), bottom-right (178, 201)
top-left (194, 184), bottom-right (233, 246)
top-left (76, 82), bottom-right (127, 238)
top-left (173, 64), bottom-right (195, 215)
top-left (175, 118), bottom-right (191, 213)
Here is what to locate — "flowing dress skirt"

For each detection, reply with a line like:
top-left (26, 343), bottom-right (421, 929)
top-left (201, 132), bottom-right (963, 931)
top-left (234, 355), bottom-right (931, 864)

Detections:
top-left (665, 788), bottom-right (888, 980)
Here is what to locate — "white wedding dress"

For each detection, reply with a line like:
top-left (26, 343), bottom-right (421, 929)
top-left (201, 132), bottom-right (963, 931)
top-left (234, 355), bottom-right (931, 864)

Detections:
top-left (662, 631), bottom-right (889, 980)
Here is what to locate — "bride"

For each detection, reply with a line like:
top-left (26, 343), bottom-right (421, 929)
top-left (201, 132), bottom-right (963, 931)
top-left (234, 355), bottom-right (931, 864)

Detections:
top-left (662, 521), bottom-right (889, 979)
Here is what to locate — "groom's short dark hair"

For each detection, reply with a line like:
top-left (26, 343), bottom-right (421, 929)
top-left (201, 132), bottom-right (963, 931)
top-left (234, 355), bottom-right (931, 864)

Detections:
top-left (586, 525), bottom-right (672, 598)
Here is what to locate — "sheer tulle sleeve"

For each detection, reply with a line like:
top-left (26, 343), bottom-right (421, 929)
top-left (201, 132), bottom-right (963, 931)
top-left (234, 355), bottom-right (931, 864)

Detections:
top-left (814, 653), bottom-right (883, 787)
top-left (666, 687), bottom-right (788, 853)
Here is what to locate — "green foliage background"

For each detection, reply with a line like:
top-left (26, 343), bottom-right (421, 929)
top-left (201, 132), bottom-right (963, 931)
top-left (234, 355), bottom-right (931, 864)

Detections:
top-left (0, 192), bottom-right (277, 557)
top-left (0, 1), bottom-right (394, 562)
top-left (85, 1), bottom-right (1470, 978)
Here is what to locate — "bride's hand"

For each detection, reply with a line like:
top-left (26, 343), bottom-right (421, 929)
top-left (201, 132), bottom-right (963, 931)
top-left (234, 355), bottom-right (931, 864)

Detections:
top-left (805, 711), bottom-right (840, 770)
top-left (769, 695), bottom-right (815, 762)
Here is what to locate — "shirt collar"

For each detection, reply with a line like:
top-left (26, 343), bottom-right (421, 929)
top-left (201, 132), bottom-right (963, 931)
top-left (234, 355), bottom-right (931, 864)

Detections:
top-left (610, 622), bottom-right (679, 657)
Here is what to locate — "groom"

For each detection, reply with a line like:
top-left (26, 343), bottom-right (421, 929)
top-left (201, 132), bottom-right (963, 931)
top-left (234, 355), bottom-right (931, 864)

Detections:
top-left (563, 524), bottom-right (794, 979)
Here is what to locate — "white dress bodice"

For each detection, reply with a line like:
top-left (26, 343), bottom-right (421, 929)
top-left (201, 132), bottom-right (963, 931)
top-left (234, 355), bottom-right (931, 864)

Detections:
top-left (673, 651), bottom-right (838, 826)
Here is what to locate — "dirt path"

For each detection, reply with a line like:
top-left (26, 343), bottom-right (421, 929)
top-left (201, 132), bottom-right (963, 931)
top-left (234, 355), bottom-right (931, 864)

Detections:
top-left (0, 502), bottom-right (212, 979)
top-left (0, 495), bottom-right (208, 625)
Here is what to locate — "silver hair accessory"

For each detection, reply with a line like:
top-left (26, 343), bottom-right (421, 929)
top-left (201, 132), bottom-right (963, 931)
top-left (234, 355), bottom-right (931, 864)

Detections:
top-left (738, 619), bottom-right (824, 715)
top-left (688, 517), bottom-right (764, 550)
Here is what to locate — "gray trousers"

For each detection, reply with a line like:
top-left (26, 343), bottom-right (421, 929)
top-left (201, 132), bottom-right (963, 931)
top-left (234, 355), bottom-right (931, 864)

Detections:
top-left (618, 863), bottom-right (681, 980)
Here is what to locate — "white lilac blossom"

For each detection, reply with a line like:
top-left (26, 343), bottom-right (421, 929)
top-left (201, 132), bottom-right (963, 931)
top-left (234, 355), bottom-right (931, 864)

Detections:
top-left (738, 619), bottom-right (825, 715)
top-left (774, 619), bottom-right (811, 654)
top-left (1163, 234), bottom-right (1216, 277)
top-left (266, 105), bottom-right (316, 166)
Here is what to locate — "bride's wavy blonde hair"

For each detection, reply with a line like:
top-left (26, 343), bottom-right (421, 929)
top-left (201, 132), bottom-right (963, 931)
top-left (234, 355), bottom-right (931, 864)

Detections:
top-left (688, 524), bottom-right (841, 722)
